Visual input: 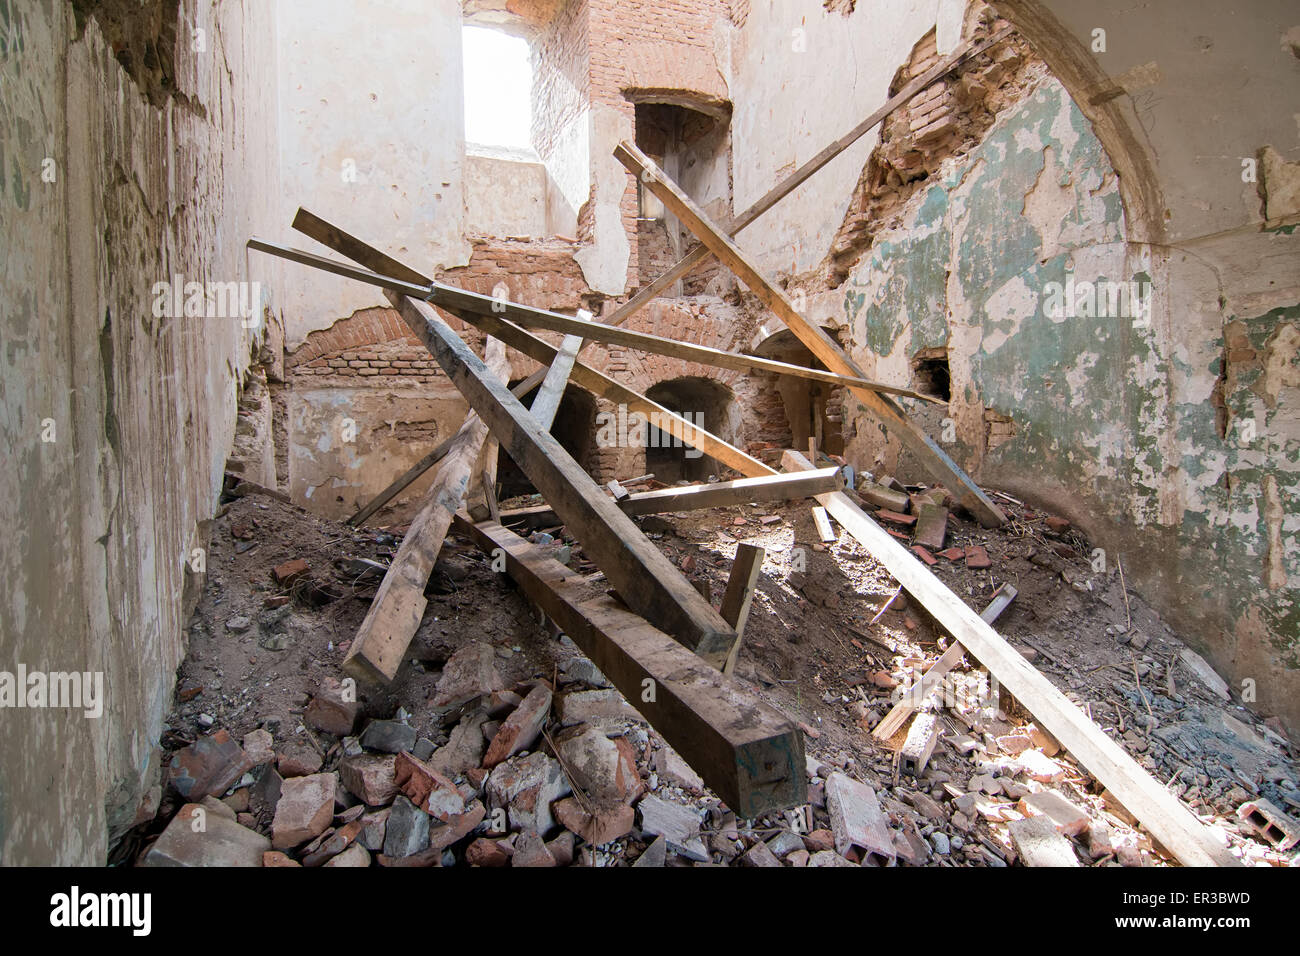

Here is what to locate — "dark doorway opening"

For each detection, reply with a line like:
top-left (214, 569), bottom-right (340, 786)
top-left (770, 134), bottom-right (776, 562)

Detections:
top-left (911, 348), bottom-right (951, 403)
top-left (644, 376), bottom-right (737, 483)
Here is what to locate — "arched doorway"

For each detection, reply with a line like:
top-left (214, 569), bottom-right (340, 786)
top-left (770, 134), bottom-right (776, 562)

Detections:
top-left (644, 377), bottom-right (738, 483)
top-left (749, 329), bottom-right (847, 457)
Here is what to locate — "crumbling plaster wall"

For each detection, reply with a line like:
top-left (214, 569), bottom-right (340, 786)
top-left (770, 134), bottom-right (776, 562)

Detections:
top-left (726, 0), bottom-right (952, 277)
top-left (0, 0), bottom-right (280, 864)
top-left (276, 0), bottom-right (471, 347)
top-left (837, 70), bottom-right (1300, 734)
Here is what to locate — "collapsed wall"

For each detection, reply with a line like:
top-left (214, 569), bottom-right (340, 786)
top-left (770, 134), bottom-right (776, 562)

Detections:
top-left (0, 0), bottom-right (280, 864)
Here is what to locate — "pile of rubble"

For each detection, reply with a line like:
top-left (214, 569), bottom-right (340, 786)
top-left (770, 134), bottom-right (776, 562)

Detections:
top-left (141, 627), bottom-right (1300, 867)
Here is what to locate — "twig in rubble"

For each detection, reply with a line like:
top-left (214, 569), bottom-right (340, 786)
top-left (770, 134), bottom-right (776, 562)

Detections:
top-left (540, 723), bottom-right (597, 816)
top-left (869, 586), bottom-right (904, 625)
top-left (1116, 556), bottom-right (1132, 630)
top-left (1133, 661), bottom-right (1154, 721)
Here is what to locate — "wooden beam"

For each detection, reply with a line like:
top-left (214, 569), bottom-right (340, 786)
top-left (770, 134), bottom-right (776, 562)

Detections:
top-left (454, 517), bottom-right (803, 816)
top-left (812, 506), bottom-right (836, 543)
top-left (603, 28), bottom-right (1014, 329)
top-left (348, 375), bottom-right (542, 527)
top-left (782, 451), bottom-right (1237, 867)
top-left (498, 466), bottom-right (846, 524)
top-left (495, 294), bottom-right (941, 403)
top-left (529, 334), bottom-right (583, 430)
top-left (616, 142), bottom-right (1006, 529)
top-left (391, 291), bottom-right (737, 667)
top-left (281, 215), bottom-right (775, 480)
top-left (873, 584), bottom-right (1018, 741)
top-left (719, 543), bottom-right (765, 676)
top-left (342, 339), bottom-right (508, 684)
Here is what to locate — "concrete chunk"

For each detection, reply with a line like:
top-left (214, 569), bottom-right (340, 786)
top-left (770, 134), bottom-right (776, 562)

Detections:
top-left (144, 804), bottom-right (269, 867)
top-left (1008, 813), bottom-right (1081, 866)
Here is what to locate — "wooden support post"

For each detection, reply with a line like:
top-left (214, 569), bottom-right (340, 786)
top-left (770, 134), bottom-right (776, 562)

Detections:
top-left (529, 334), bottom-right (583, 429)
top-left (342, 339), bottom-right (509, 684)
top-left (782, 450), bottom-right (1237, 867)
top-left (617, 143), bottom-right (1006, 528)
top-left (391, 292), bottom-right (737, 667)
top-left (602, 28), bottom-right (1013, 329)
top-left (454, 517), bottom-right (804, 816)
top-left (719, 543), bottom-right (764, 676)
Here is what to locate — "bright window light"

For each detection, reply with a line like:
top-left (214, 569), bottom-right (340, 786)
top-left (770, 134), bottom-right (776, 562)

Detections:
top-left (463, 26), bottom-right (533, 152)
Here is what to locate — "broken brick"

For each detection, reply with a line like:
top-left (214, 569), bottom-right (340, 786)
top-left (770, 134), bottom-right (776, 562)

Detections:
top-left (483, 684), bottom-right (552, 767)
top-left (272, 558), bottom-right (310, 584)
top-left (168, 729), bottom-right (251, 800)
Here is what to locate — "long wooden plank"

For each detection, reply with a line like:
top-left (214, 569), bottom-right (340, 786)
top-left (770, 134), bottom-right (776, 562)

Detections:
top-left (493, 295), bottom-right (941, 403)
top-left (616, 142), bottom-right (1006, 529)
top-left (873, 584), bottom-right (1017, 741)
top-left (250, 236), bottom-right (935, 403)
top-left (454, 517), bottom-right (804, 816)
top-left (719, 543), bottom-right (765, 676)
top-left (282, 215), bottom-right (776, 479)
top-left (621, 466), bottom-right (844, 516)
top-left (390, 291), bottom-right (737, 667)
top-left (342, 339), bottom-right (508, 684)
top-left (603, 28), bottom-right (1013, 328)
top-left (495, 466), bottom-right (845, 526)
top-left (782, 451), bottom-right (1237, 867)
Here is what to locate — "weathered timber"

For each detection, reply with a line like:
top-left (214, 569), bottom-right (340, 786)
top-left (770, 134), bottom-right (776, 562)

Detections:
top-left (782, 450), bottom-right (1237, 867)
top-left (455, 517), bottom-right (804, 816)
top-left (617, 144), bottom-right (1005, 528)
top-left (719, 543), bottom-right (765, 676)
top-left (342, 339), bottom-right (508, 683)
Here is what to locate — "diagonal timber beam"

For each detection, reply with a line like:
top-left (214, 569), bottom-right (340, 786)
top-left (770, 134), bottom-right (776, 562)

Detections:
top-left (782, 451), bottom-right (1237, 867)
top-left (615, 142), bottom-right (1006, 528)
top-left (529, 334), bottom-right (584, 428)
top-left (248, 236), bottom-right (936, 403)
top-left (343, 338), bottom-right (508, 684)
top-left (603, 27), bottom-right (1014, 329)
top-left (388, 290), bottom-right (737, 667)
top-left (275, 217), bottom-right (776, 479)
top-left (454, 517), bottom-right (804, 816)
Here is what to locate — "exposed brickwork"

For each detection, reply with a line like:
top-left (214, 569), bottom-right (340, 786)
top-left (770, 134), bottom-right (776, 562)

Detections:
top-left (822, 8), bottom-right (1043, 285)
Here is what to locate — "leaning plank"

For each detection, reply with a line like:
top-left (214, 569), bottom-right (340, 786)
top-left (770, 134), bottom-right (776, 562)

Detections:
top-left (873, 584), bottom-right (1018, 741)
top-left (621, 466), bottom-right (844, 516)
top-left (719, 543), bottom-right (765, 676)
top-left (390, 291), bottom-right (737, 667)
top-left (617, 142), bottom-right (1006, 529)
top-left (342, 338), bottom-right (508, 684)
top-left (812, 506), bottom-right (836, 543)
top-left (497, 296), bottom-right (940, 403)
top-left (782, 451), bottom-right (1237, 867)
top-left (280, 215), bottom-right (775, 479)
top-left (455, 517), bottom-right (804, 816)
top-left (529, 333), bottom-right (583, 429)
top-left (603, 28), bottom-right (1013, 329)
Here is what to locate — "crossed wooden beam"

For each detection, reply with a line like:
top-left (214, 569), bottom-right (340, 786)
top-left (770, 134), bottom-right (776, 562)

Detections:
top-left (240, 24), bottom-right (1240, 857)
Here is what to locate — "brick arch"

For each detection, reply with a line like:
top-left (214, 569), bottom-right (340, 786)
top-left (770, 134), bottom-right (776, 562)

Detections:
top-left (618, 42), bottom-right (731, 118)
top-left (590, 299), bottom-right (750, 396)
